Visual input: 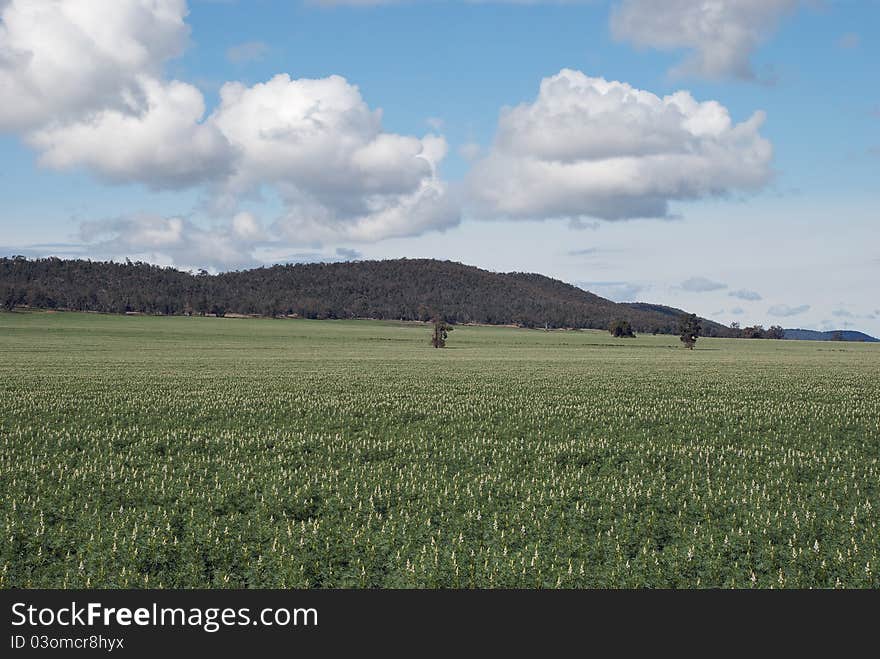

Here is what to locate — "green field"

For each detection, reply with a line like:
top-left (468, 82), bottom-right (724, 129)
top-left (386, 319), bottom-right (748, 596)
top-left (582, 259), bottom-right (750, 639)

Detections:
top-left (2, 311), bottom-right (878, 588)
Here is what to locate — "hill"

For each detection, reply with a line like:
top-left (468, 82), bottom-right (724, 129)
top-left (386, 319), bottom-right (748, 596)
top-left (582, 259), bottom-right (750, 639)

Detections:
top-left (0, 256), bottom-right (739, 336)
top-left (622, 302), bottom-right (703, 322)
top-left (783, 328), bottom-right (878, 342)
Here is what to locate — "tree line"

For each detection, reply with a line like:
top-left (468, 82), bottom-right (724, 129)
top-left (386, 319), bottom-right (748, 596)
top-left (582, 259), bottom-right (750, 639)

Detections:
top-left (727, 322), bottom-right (785, 339)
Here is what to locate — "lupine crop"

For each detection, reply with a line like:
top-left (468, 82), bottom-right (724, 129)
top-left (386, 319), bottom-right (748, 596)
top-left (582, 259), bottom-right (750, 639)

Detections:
top-left (1, 312), bottom-right (878, 588)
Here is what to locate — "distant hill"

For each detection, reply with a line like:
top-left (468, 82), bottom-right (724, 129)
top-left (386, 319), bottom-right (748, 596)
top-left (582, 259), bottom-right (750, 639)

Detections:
top-left (621, 302), bottom-right (732, 337)
top-left (783, 328), bottom-right (879, 342)
top-left (622, 302), bottom-right (703, 322)
top-left (0, 256), bottom-right (738, 336)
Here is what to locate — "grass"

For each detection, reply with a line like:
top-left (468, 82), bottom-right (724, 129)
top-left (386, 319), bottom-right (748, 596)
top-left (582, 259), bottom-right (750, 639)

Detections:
top-left (2, 310), bottom-right (878, 588)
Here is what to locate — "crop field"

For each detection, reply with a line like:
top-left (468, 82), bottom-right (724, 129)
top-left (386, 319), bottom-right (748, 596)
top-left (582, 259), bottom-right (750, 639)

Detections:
top-left (1, 311), bottom-right (879, 588)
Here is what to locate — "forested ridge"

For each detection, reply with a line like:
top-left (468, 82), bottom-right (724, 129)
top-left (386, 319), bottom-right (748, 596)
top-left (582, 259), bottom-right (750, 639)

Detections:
top-left (0, 256), bottom-right (737, 335)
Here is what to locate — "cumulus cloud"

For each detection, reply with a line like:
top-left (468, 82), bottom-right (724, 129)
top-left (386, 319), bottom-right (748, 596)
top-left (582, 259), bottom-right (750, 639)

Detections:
top-left (28, 77), bottom-right (233, 188)
top-left (231, 211), bottom-right (266, 241)
top-left (2, 2), bottom-right (459, 248)
top-left (34, 72), bottom-right (459, 240)
top-left (50, 213), bottom-right (364, 271)
top-left (466, 69), bottom-right (773, 221)
top-left (4, 2), bottom-right (786, 267)
top-left (768, 303), bottom-right (810, 317)
top-left (211, 73), bottom-right (459, 242)
top-left (0, 0), bottom-right (190, 131)
top-left (730, 307), bottom-right (745, 315)
top-left (3, 0), bottom-right (228, 187)
top-left (610, 0), bottom-right (799, 80)
top-left (729, 288), bottom-right (762, 301)
top-left (680, 276), bottom-right (727, 292)
top-left (79, 215), bottom-right (263, 271)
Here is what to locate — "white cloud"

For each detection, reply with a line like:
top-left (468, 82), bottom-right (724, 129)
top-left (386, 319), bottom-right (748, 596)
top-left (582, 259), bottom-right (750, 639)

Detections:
top-left (610, 0), bottom-right (798, 80)
top-left (680, 276), bottom-right (727, 292)
top-left (231, 211), bottom-right (266, 241)
top-left (29, 77), bottom-right (233, 188)
top-left (467, 69), bottom-right (773, 221)
top-left (0, 0), bottom-right (190, 130)
top-left (79, 215), bottom-right (262, 271)
top-left (768, 303), bottom-right (810, 317)
top-left (3, 2), bottom-right (459, 245)
top-left (29, 71), bottom-right (459, 241)
top-left (3, 1), bottom-right (230, 188)
top-left (211, 73), bottom-right (459, 242)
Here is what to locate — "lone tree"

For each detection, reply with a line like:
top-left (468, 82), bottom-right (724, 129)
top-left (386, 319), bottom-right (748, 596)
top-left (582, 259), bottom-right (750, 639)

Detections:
top-left (679, 313), bottom-right (701, 350)
top-left (431, 317), bottom-right (453, 348)
top-left (608, 319), bottom-right (635, 338)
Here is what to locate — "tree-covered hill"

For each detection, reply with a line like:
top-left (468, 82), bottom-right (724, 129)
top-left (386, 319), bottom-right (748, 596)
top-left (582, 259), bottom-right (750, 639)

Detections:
top-left (0, 256), bottom-right (737, 335)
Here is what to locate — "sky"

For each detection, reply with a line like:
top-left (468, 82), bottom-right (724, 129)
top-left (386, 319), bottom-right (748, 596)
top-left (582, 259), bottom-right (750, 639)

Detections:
top-left (1, 0), bottom-right (878, 334)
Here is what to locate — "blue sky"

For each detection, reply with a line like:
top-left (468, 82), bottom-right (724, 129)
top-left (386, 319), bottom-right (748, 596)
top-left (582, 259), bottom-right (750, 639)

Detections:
top-left (1, 0), bottom-right (878, 334)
